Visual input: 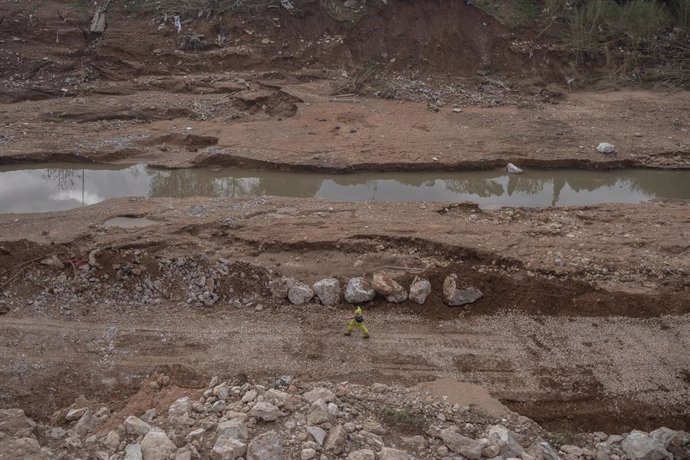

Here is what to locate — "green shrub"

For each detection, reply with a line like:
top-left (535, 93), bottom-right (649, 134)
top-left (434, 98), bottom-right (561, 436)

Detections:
top-left (379, 406), bottom-right (429, 432)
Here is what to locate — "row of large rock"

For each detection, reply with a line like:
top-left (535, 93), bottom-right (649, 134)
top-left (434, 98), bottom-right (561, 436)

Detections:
top-left (269, 272), bottom-right (483, 307)
top-left (269, 273), bottom-right (433, 306)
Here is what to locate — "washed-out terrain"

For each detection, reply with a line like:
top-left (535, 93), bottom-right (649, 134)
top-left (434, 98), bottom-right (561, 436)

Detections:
top-left (0, 0), bottom-right (688, 459)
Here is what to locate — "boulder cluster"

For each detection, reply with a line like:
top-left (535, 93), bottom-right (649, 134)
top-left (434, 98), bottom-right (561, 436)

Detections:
top-left (270, 273), bottom-right (483, 308)
top-left (1, 376), bottom-right (687, 460)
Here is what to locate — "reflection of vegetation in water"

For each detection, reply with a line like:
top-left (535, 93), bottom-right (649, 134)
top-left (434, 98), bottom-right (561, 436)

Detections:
top-left (43, 169), bottom-right (80, 191)
top-left (506, 175), bottom-right (547, 197)
top-left (444, 178), bottom-right (505, 197)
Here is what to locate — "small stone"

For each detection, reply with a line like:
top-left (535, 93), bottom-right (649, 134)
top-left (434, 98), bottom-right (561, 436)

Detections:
top-left (212, 433), bottom-right (247, 459)
top-left (242, 390), bottom-right (258, 403)
top-left (312, 278), bottom-right (340, 306)
top-left (596, 142), bottom-right (615, 154)
top-left (306, 426), bottom-right (327, 446)
top-left (65, 408), bottom-right (87, 421)
top-left (506, 163), bottom-right (524, 174)
top-left (124, 416), bottom-right (152, 436)
top-left (348, 449), bottom-right (376, 460)
top-left (210, 400), bottom-right (226, 413)
top-left (124, 443), bottom-right (143, 460)
top-left (250, 402), bottom-right (282, 421)
top-left (103, 430), bottom-right (120, 450)
top-left (443, 274), bottom-right (483, 306)
top-left (402, 435), bottom-right (427, 451)
top-left (379, 447), bottom-right (413, 460)
top-left (141, 431), bottom-right (177, 460)
top-left (217, 419), bottom-right (248, 442)
top-left (303, 387), bottom-right (336, 403)
top-left (487, 425), bottom-right (525, 458)
top-left (246, 430), bottom-right (284, 460)
top-left (302, 448), bottom-right (317, 460)
top-left (324, 424), bottom-right (347, 454)
top-left (307, 400), bottom-right (331, 425)
top-left (168, 397), bottom-right (192, 418)
top-left (440, 427), bottom-right (489, 459)
top-left (268, 277), bottom-right (295, 299)
top-left (344, 277), bottom-right (375, 303)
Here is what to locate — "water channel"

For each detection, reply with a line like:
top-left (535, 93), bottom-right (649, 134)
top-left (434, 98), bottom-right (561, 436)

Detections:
top-left (0, 163), bottom-right (687, 213)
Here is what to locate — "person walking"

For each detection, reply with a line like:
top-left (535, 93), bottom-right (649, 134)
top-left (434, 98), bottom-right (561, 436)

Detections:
top-left (344, 306), bottom-right (369, 339)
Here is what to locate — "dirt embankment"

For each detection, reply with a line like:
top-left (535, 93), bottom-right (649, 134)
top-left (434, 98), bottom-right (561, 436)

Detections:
top-left (0, 1), bottom-right (687, 171)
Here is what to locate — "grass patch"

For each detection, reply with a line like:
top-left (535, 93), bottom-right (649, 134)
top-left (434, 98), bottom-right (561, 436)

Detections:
top-left (379, 405), bottom-right (429, 433)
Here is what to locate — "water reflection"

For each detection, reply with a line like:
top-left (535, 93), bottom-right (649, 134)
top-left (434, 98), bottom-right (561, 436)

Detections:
top-left (0, 163), bottom-right (687, 214)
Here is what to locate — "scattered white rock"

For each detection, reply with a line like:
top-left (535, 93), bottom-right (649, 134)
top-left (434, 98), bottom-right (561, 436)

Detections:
top-left (217, 419), bottom-right (248, 442)
top-left (168, 397), bottom-right (192, 418)
top-left (324, 424), bottom-right (347, 454)
top-left (506, 163), bottom-right (524, 174)
top-left (212, 433), bottom-right (247, 460)
top-left (596, 142), bottom-right (616, 154)
top-left (440, 427), bottom-right (489, 459)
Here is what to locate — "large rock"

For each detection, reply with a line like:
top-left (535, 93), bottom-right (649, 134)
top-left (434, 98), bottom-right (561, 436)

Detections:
top-left (324, 424), bottom-right (347, 454)
top-left (168, 397), bottom-right (192, 418)
top-left (141, 431), bottom-right (177, 460)
top-left (313, 278), bottom-right (340, 306)
top-left (73, 409), bottom-right (99, 438)
top-left (440, 427), bottom-right (489, 459)
top-left (124, 444), bottom-right (143, 460)
top-left (650, 427), bottom-right (690, 457)
top-left (288, 282), bottom-right (314, 305)
top-left (303, 387), bottom-right (336, 403)
top-left (217, 419), bottom-right (248, 442)
top-left (212, 433), bottom-right (247, 460)
top-left (371, 272), bottom-right (407, 302)
top-left (348, 449), bottom-right (376, 460)
top-left (0, 409), bottom-right (36, 437)
top-left (0, 437), bottom-right (50, 460)
top-left (379, 447), bottom-right (413, 460)
top-left (527, 437), bottom-right (561, 460)
top-left (307, 400), bottom-right (331, 425)
top-left (408, 277), bottom-right (431, 305)
top-left (124, 416), bottom-right (153, 436)
top-left (268, 277), bottom-right (295, 299)
top-left (263, 389), bottom-right (289, 408)
top-left (621, 430), bottom-right (671, 460)
top-left (506, 162), bottom-right (524, 174)
top-left (443, 274), bottom-right (482, 306)
top-left (487, 424), bottom-right (524, 458)
top-left (249, 402), bottom-right (282, 421)
top-left (65, 408), bottom-right (87, 421)
top-left (402, 435), bottom-right (427, 451)
top-left (247, 430), bottom-right (284, 460)
top-left (344, 277), bottom-right (375, 303)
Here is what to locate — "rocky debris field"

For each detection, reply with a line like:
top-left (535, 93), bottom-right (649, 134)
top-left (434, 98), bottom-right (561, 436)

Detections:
top-left (2, 374), bottom-right (689, 460)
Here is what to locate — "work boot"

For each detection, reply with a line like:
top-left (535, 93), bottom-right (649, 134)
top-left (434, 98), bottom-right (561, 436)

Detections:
top-left (363, 334), bottom-right (370, 339)
top-left (343, 332), bottom-right (351, 336)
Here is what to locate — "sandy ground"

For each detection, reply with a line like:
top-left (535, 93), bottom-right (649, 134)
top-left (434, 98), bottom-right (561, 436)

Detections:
top-left (0, 197), bottom-right (688, 433)
top-left (1, 79), bottom-right (688, 170)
